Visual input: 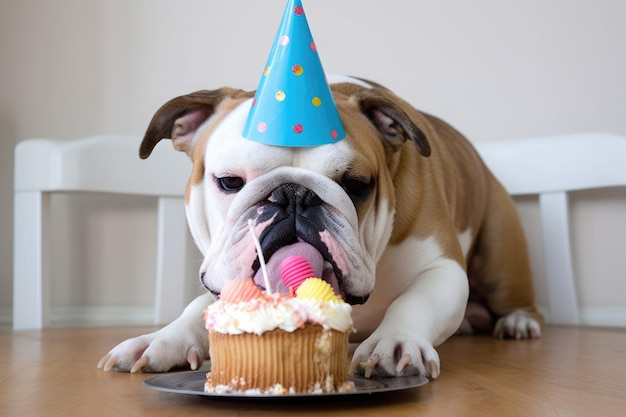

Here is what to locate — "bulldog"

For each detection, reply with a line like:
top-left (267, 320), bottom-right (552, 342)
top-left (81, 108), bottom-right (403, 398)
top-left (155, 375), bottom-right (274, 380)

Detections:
top-left (98, 75), bottom-right (542, 378)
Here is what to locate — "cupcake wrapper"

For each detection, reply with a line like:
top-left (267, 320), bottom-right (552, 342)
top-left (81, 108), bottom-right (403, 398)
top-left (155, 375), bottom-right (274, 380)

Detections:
top-left (207, 325), bottom-right (349, 393)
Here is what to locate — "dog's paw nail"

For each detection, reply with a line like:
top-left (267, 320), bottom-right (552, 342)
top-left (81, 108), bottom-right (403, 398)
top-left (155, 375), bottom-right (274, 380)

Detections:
top-left (101, 354), bottom-right (118, 372)
top-left (428, 360), bottom-right (440, 379)
top-left (396, 353), bottom-right (411, 373)
top-left (97, 353), bottom-right (111, 369)
top-left (364, 354), bottom-right (381, 378)
top-left (349, 355), bottom-right (363, 375)
top-left (130, 356), bottom-right (149, 373)
top-left (187, 350), bottom-right (200, 371)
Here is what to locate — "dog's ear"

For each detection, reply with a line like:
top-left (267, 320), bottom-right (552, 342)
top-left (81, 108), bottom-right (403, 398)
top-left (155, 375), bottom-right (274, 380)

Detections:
top-left (355, 91), bottom-right (431, 157)
top-left (140, 88), bottom-right (241, 159)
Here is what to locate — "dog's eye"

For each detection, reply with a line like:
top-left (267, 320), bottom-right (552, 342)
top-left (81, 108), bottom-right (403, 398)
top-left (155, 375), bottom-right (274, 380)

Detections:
top-left (341, 177), bottom-right (373, 201)
top-left (216, 176), bottom-right (245, 193)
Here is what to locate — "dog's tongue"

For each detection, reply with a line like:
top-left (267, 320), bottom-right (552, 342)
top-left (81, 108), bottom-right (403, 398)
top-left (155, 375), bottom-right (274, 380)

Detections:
top-left (253, 242), bottom-right (324, 295)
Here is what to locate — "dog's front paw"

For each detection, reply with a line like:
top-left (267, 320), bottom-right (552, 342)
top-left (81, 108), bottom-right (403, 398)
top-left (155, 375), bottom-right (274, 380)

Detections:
top-left (97, 331), bottom-right (207, 373)
top-left (494, 309), bottom-right (542, 339)
top-left (350, 335), bottom-right (440, 379)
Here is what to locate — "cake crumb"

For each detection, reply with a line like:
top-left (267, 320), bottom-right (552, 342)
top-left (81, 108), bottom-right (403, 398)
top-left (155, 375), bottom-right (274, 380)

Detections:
top-left (338, 380), bottom-right (356, 393)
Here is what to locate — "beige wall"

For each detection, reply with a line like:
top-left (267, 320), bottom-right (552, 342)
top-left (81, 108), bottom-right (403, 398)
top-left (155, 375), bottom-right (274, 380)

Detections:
top-left (2, 0), bottom-right (625, 327)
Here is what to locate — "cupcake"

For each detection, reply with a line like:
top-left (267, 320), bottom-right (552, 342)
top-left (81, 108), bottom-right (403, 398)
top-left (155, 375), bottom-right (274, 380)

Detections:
top-left (204, 257), bottom-right (355, 394)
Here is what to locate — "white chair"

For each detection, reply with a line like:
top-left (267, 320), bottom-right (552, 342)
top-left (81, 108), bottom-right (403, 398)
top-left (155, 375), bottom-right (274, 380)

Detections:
top-left (14, 132), bottom-right (625, 329)
top-left (13, 135), bottom-right (190, 330)
top-left (475, 132), bottom-right (626, 325)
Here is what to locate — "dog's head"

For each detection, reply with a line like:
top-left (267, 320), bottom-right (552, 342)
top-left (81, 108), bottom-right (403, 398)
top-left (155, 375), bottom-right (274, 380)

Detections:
top-left (140, 82), bottom-right (430, 304)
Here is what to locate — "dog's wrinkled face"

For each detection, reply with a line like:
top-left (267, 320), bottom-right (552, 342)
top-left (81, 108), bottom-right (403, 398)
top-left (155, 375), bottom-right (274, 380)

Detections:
top-left (190, 99), bottom-right (390, 304)
top-left (140, 84), bottom-right (430, 304)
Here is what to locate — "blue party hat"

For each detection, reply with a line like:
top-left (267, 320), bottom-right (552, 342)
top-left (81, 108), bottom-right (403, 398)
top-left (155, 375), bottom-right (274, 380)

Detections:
top-left (242, 0), bottom-right (345, 146)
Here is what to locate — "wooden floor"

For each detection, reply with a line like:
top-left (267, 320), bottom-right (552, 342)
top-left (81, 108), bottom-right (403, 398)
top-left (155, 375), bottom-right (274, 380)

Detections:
top-left (1, 325), bottom-right (625, 416)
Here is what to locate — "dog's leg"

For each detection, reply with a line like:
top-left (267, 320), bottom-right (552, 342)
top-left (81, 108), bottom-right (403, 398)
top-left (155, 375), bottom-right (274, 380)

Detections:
top-left (351, 257), bottom-right (468, 379)
top-left (470, 180), bottom-right (543, 339)
top-left (97, 292), bottom-right (212, 372)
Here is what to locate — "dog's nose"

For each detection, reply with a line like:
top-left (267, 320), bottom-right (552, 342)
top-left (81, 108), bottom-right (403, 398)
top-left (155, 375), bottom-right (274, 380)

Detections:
top-left (345, 294), bottom-right (370, 305)
top-left (270, 183), bottom-right (322, 213)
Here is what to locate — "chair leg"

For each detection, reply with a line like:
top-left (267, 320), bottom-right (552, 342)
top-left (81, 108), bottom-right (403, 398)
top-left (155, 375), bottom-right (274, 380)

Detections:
top-left (154, 197), bottom-right (188, 324)
top-left (539, 191), bottom-right (580, 325)
top-left (13, 191), bottom-right (50, 330)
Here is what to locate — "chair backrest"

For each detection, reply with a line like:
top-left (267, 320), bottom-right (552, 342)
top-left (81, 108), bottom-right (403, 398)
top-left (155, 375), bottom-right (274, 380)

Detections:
top-left (14, 135), bottom-right (189, 196)
top-left (474, 132), bottom-right (626, 325)
top-left (474, 132), bottom-right (626, 195)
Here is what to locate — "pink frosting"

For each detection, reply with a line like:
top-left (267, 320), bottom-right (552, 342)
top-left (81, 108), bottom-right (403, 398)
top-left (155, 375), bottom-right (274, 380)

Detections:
top-left (220, 278), bottom-right (265, 303)
top-left (280, 256), bottom-right (315, 293)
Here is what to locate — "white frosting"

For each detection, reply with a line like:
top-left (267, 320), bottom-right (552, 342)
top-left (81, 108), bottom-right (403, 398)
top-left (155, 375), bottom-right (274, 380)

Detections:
top-left (205, 294), bottom-right (354, 335)
top-left (204, 382), bottom-right (298, 395)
